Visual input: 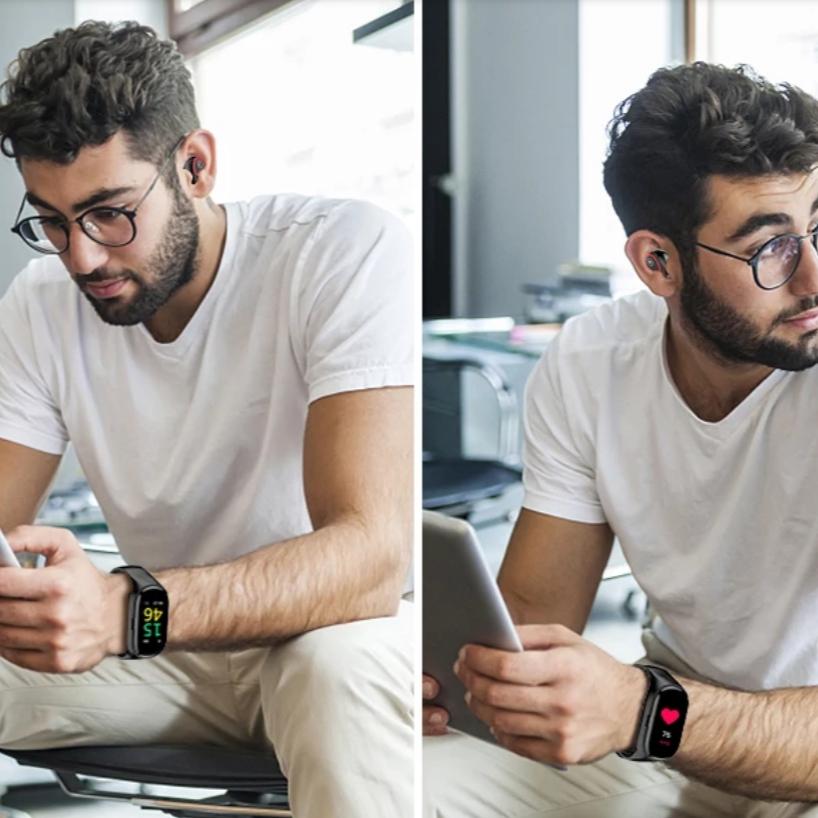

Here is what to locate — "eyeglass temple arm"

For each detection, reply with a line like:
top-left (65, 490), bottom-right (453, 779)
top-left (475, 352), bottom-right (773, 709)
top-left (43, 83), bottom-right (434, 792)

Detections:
top-left (132, 134), bottom-right (188, 214)
top-left (695, 242), bottom-right (749, 264)
top-left (10, 193), bottom-right (27, 232)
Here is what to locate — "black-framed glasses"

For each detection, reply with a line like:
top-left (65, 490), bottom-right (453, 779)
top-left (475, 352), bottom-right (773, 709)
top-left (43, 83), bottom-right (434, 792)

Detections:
top-left (10, 135), bottom-right (186, 255)
top-left (696, 227), bottom-right (818, 290)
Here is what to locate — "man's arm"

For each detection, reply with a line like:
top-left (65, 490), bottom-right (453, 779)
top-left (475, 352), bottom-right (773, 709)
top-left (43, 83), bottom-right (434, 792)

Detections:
top-left (0, 386), bottom-right (411, 670)
top-left (666, 679), bottom-right (818, 800)
top-left (0, 438), bottom-right (61, 530)
top-left (497, 508), bottom-right (613, 631)
top-left (161, 385), bottom-right (412, 649)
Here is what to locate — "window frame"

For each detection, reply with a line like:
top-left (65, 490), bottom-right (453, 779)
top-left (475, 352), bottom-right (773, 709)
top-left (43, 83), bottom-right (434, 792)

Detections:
top-left (168, 0), bottom-right (295, 57)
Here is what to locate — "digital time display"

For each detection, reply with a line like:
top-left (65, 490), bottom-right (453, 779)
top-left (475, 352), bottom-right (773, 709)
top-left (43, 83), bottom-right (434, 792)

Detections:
top-left (647, 688), bottom-right (688, 759)
top-left (136, 588), bottom-right (168, 656)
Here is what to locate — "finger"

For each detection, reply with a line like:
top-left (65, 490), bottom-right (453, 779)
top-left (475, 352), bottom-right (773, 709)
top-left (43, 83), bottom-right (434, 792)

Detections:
top-left (0, 600), bottom-right (50, 627)
top-left (501, 734), bottom-right (559, 764)
top-left (423, 704), bottom-right (450, 735)
top-left (460, 644), bottom-right (571, 685)
top-left (458, 663), bottom-right (551, 712)
top-left (517, 623), bottom-right (580, 650)
top-left (466, 692), bottom-right (558, 740)
top-left (422, 674), bottom-right (439, 699)
top-left (0, 647), bottom-right (51, 673)
top-left (0, 624), bottom-right (52, 651)
top-left (5, 527), bottom-right (79, 564)
top-left (0, 566), bottom-right (67, 601)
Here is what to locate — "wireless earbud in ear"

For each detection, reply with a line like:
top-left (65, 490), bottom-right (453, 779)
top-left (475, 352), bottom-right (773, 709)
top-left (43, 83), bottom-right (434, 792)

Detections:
top-left (184, 156), bottom-right (206, 184)
top-left (648, 251), bottom-right (670, 276)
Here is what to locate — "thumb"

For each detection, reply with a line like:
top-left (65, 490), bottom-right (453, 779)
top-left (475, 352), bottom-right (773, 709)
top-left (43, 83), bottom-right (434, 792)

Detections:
top-left (5, 526), bottom-right (81, 565)
top-left (517, 623), bottom-right (581, 651)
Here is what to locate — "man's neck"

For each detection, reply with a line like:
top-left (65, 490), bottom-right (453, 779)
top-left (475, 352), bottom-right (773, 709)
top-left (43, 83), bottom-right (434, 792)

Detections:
top-left (144, 199), bottom-right (227, 343)
top-left (665, 316), bottom-right (774, 423)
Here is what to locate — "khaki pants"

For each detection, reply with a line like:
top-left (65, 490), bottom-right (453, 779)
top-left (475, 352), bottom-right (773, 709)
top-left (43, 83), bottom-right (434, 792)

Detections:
top-left (0, 601), bottom-right (414, 818)
top-left (424, 628), bottom-right (818, 817)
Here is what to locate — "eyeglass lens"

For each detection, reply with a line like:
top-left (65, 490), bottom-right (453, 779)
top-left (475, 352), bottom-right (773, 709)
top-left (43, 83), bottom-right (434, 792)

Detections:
top-left (756, 232), bottom-right (818, 288)
top-left (18, 209), bottom-right (136, 254)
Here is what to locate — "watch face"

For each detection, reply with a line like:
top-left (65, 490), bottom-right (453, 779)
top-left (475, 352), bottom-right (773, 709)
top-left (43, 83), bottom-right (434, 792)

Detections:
top-left (648, 688), bottom-right (688, 758)
top-left (136, 588), bottom-right (168, 656)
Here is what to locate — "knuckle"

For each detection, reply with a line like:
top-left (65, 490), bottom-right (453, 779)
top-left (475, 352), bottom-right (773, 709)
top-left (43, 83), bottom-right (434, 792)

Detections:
top-left (50, 653), bottom-right (74, 674)
top-left (46, 601), bottom-right (70, 628)
top-left (484, 683), bottom-right (503, 707)
top-left (554, 740), bottom-right (581, 766)
top-left (50, 577), bottom-right (71, 598)
top-left (558, 690), bottom-right (578, 717)
top-left (496, 655), bottom-right (515, 678)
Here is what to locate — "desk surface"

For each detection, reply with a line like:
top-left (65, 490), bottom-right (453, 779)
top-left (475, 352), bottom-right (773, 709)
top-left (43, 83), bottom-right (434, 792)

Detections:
top-left (424, 324), bottom-right (560, 359)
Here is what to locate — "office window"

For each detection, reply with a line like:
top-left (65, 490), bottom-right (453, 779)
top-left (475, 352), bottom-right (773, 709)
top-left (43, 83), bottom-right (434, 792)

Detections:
top-left (693, 0), bottom-right (818, 94)
top-left (188, 0), bottom-right (415, 222)
top-left (578, 0), bottom-right (681, 296)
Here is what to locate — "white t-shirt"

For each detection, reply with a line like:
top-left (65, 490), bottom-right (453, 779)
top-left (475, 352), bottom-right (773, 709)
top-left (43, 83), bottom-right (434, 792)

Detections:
top-left (0, 194), bottom-right (413, 569)
top-left (523, 289), bottom-right (818, 691)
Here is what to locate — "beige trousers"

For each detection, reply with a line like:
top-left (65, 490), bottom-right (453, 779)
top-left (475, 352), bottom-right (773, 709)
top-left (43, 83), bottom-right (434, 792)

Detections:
top-left (424, 628), bottom-right (818, 817)
top-left (0, 600), bottom-right (414, 818)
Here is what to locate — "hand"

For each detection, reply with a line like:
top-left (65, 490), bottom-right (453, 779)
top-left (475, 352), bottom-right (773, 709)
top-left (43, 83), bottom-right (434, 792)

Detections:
top-left (423, 673), bottom-right (450, 736)
top-left (0, 526), bottom-right (130, 673)
top-left (454, 623), bottom-right (648, 766)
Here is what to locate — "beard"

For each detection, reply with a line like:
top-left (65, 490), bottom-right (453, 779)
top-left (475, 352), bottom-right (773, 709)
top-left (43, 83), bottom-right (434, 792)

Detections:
top-left (679, 260), bottom-right (818, 371)
top-left (78, 189), bottom-right (200, 326)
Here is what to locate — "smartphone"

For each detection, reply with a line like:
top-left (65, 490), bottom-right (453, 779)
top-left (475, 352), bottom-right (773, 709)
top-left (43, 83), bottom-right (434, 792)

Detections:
top-left (0, 529), bottom-right (21, 568)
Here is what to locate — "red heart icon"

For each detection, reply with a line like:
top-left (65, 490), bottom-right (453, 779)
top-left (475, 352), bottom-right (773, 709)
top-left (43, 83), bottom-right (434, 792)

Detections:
top-left (660, 708), bottom-right (680, 726)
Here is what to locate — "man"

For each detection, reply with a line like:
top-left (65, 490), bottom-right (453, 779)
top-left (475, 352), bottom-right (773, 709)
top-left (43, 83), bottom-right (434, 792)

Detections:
top-left (0, 21), bottom-right (413, 818)
top-left (425, 63), bottom-right (818, 816)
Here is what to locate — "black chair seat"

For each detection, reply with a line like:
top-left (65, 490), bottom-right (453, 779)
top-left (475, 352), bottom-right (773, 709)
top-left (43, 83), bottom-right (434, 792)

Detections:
top-left (422, 459), bottom-right (521, 509)
top-left (3, 744), bottom-right (288, 795)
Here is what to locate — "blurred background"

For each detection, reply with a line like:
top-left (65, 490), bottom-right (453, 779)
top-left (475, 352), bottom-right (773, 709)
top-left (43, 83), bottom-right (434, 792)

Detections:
top-left (0, 0), bottom-right (413, 814)
top-left (421, 0), bottom-right (818, 676)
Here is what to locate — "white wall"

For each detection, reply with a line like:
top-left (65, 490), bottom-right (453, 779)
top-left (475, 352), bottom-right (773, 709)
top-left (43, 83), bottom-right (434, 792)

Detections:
top-left (452, 0), bottom-right (580, 319)
top-left (0, 1), bottom-right (75, 295)
top-left (75, 0), bottom-right (167, 36)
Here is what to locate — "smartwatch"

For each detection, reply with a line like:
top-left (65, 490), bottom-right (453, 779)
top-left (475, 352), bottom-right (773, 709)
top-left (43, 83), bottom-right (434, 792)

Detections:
top-left (617, 664), bottom-right (688, 761)
top-left (112, 565), bottom-right (169, 659)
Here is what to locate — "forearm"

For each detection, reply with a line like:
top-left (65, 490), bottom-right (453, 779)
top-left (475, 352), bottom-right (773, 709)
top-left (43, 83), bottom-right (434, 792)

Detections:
top-left (157, 517), bottom-right (408, 651)
top-left (671, 678), bottom-right (818, 800)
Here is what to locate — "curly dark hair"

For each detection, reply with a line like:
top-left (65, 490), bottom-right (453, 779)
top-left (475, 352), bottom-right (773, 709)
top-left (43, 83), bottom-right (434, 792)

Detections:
top-left (603, 62), bottom-right (818, 260)
top-left (0, 20), bottom-right (199, 177)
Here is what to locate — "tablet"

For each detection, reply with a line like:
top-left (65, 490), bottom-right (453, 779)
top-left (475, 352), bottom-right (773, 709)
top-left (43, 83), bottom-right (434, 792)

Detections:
top-left (0, 529), bottom-right (20, 569)
top-left (423, 510), bottom-right (522, 744)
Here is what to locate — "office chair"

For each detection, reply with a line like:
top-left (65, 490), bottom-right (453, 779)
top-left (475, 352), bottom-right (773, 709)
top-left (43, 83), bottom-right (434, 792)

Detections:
top-left (2, 744), bottom-right (290, 816)
top-left (423, 356), bottom-right (521, 521)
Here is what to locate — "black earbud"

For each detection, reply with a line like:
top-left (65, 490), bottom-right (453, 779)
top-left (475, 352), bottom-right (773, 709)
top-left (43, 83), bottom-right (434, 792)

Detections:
top-left (648, 251), bottom-right (670, 276)
top-left (184, 156), bottom-right (206, 184)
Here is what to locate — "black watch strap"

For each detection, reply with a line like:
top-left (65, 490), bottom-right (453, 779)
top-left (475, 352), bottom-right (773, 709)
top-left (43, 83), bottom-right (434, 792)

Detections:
top-left (112, 565), bottom-right (161, 593)
top-left (112, 565), bottom-right (168, 659)
top-left (617, 664), bottom-right (688, 761)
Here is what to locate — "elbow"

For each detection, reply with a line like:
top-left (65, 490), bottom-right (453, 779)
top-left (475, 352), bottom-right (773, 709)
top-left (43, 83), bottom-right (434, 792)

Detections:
top-left (355, 514), bottom-right (411, 618)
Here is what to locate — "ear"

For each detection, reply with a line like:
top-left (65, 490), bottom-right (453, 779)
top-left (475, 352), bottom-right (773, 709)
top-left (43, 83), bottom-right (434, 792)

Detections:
top-left (624, 230), bottom-right (679, 297)
top-left (177, 129), bottom-right (217, 198)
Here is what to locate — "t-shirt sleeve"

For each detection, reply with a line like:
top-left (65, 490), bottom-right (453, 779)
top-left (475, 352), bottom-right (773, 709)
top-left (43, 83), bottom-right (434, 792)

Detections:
top-left (295, 201), bottom-right (413, 403)
top-left (0, 274), bottom-right (68, 455)
top-left (521, 338), bottom-right (606, 524)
